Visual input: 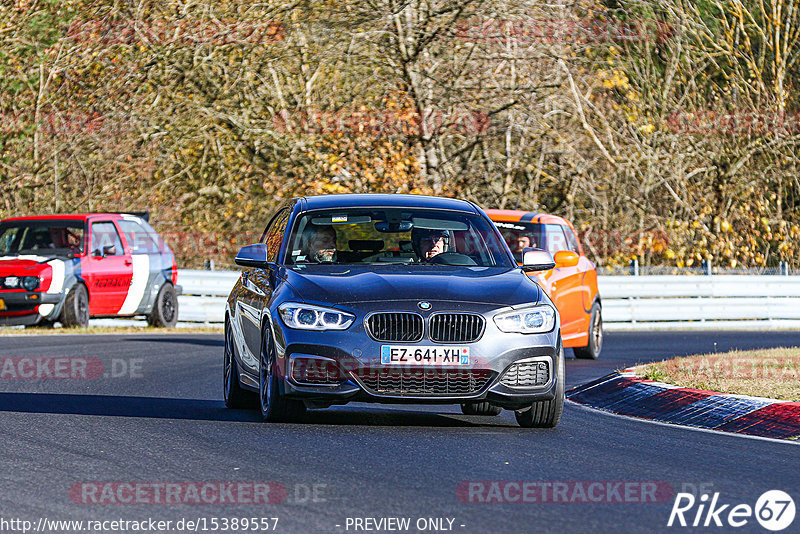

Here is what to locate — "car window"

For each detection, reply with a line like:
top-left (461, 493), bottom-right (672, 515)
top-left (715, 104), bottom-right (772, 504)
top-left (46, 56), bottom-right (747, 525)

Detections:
top-left (562, 226), bottom-right (580, 253)
top-left (543, 224), bottom-right (568, 255)
top-left (0, 226), bottom-right (22, 256)
top-left (118, 220), bottom-right (160, 254)
top-left (285, 209), bottom-right (511, 267)
top-left (90, 222), bottom-right (124, 256)
top-left (494, 222), bottom-right (543, 262)
top-left (0, 220), bottom-right (85, 256)
top-left (264, 210), bottom-right (289, 263)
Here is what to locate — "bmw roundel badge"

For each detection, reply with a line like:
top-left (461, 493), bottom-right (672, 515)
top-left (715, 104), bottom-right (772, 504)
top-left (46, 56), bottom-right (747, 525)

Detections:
top-left (418, 301), bottom-right (432, 310)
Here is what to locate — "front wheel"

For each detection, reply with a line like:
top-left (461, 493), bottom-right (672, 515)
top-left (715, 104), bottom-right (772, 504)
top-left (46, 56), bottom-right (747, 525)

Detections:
top-left (147, 283), bottom-right (178, 328)
top-left (259, 325), bottom-right (306, 422)
top-left (60, 284), bottom-right (89, 328)
top-left (223, 320), bottom-right (255, 409)
top-left (573, 302), bottom-right (602, 360)
top-left (515, 341), bottom-right (565, 428)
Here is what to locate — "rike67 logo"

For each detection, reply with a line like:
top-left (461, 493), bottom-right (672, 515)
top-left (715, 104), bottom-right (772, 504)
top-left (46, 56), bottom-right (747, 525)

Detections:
top-left (668, 490), bottom-right (796, 531)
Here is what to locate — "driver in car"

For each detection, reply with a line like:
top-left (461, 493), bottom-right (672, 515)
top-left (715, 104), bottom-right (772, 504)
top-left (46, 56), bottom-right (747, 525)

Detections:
top-left (302, 224), bottom-right (338, 263)
top-left (411, 228), bottom-right (449, 262)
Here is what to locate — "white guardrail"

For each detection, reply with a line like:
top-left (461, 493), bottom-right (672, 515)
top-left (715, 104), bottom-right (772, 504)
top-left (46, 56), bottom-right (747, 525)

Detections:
top-left (177, 270), bottom-right (800, 330)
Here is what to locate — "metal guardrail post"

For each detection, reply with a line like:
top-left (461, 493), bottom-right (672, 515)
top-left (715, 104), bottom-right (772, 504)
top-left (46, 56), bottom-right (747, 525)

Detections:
top-left (780, 261), bottom-right (789, 276)
top-left (629, 259), bottom-right (639, 276)
top-left (702, 259), bottom-right (712, 275)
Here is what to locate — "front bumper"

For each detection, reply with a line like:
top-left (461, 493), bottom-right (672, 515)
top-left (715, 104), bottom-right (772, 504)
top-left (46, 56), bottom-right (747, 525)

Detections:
top-left (267, 302), bottom-right (560, 410)
top-left (0, 291), bottom-right (62, 326)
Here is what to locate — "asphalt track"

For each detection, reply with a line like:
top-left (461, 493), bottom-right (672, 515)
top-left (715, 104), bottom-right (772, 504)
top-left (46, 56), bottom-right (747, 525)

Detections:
top-left (0, 331), bottom-right (798, 533)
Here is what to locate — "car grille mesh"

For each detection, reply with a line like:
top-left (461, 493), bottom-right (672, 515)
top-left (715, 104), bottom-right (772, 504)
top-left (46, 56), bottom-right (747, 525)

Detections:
top-left (367, 313), bottom-right (424, 342)
top-left (500, 361), bottom-right (550, 388)
top-left (356, 368), bottom-right (494, 396)
top-left (291, 358), bottom-right (344, 385)
top-left (429, 313), bottom-right (484, 343)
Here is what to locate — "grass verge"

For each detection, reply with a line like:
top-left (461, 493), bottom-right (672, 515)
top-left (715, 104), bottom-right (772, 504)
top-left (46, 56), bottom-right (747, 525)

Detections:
top-left (637, 347), bottom-right (800, 401)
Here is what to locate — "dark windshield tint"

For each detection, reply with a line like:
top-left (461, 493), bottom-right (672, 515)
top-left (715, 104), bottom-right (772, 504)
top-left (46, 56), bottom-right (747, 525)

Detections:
top-left (0, 220), bottom-right (85, 256)
top-left (285, 209), bottom-right (512, 268)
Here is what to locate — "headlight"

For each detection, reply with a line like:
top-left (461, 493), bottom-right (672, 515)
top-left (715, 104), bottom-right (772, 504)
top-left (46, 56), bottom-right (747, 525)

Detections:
top-left (493, 305), bottom-right (556, 334)
top-left (278, 302), bottom-right (354, 331)
top-left (21, 276), bottom-right (40, 291)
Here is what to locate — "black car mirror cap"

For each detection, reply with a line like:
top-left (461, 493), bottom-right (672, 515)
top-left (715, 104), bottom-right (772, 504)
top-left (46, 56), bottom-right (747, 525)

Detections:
top-left (521, 247), bottom-right (556, 272)
top-left (235, 244), bottom-right (270, 268)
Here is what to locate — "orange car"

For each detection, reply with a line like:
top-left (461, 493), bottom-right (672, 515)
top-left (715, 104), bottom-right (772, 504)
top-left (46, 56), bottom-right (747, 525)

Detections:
top-left (485, 210), bottom-right (602, 359)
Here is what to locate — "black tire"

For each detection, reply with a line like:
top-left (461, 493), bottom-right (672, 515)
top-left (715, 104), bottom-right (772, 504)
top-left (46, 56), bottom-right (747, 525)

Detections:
top-left (223, 320), bottom-right (256, 409)
top-left (259, 324), bottom-right (306, 422)
top-left (147, 283), bottom-right (178, 328)
top-left (515, 341), bottom-right (565, 428)
top-left (461, 402), bottom-right (502, 416)
top-left (60, 284), bottom-right (89, 328)
top-left (573, 302), bottom-right (602, 360)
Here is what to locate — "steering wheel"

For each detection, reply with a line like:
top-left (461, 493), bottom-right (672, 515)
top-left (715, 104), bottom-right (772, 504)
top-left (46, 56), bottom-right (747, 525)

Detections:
top-left (426, 252), bottom-right (478, 266)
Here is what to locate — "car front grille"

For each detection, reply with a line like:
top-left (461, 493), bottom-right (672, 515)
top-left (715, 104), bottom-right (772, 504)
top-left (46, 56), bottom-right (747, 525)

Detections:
top-left (500, 360), bottom-right (550, 388)
top-left (429, 313), bottom-right (484, 343)
top-left (355, 368), bottom-right (495, 397)
top-left (366, 313), bottom-right (424, 342)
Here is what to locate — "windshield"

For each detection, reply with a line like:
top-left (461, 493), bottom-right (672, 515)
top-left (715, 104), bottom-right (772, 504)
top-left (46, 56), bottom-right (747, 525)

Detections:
top-left (285, 209), bottom-right (512, 268)
top-left (493, 221), bottom-right (576, 261)
top-left (0, 220), bottom-right (85, 257)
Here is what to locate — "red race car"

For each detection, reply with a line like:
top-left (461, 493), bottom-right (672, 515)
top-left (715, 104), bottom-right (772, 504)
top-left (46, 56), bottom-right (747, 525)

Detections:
top-left (0, 213), bottom-right (179, 328)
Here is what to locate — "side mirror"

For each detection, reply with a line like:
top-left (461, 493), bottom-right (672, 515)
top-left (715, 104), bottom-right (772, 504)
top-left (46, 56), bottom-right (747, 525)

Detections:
top-left (102, 244), bottom-right (117, 256)
top-left (521, 247), bottom-right (556, 272)
top-left (553, 250), bottom-right (579, 268)
top-left (235, 244), bottom-right (269, 268)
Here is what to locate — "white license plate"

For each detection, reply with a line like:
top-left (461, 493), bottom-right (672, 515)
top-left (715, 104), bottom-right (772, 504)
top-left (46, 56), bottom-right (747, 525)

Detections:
top-left (381, 345), bottom-right (469, 366)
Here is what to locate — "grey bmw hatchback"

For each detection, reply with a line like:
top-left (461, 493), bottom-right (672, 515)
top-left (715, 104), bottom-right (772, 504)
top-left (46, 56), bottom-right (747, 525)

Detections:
top-left (224, 194), bottom-right (564, 428)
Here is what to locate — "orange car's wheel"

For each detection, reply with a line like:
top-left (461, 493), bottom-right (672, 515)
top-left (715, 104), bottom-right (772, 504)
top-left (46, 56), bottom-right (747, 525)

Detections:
top-left (573, 302), bottom-right (602, 360)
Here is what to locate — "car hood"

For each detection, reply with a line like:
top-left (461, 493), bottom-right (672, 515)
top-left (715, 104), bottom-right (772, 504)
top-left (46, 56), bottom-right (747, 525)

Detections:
top-left (0, 256), bottom-right (52, 275)
top-left (282, 265), bottom-right (541, 306)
